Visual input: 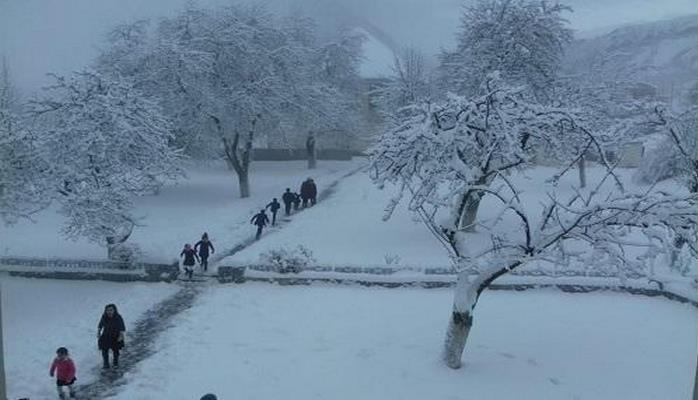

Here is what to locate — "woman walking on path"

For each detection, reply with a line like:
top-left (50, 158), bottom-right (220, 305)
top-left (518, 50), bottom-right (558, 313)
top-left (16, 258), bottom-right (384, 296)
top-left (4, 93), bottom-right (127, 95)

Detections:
top-left (97, 304), bottom-right (125, 369)
top-left (180, 243), bottom-right (200, 280)
top-left (195, 233), bottom-right (215, 272)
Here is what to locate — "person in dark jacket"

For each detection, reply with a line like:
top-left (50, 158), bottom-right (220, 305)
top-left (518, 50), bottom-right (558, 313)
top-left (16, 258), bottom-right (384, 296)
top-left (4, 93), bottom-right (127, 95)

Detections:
top-left (307, 178), bottom-right (317, 206)
top-left (195, 233), bottom-right (215, 272)
top-left (266, 198), bottom-right (281, 225)
top-left (300, 178), bottom-right (318, 207)
top-left (97, 304), bottom-right (125, 369)
top-left (282, 188), bottom-right (295, 216)
top-left (180, 243), bottom-right (200, 280)
top-left (292, 192), bottom-right (301, 211)
top-left (251, 209), bottom-right (269, 240)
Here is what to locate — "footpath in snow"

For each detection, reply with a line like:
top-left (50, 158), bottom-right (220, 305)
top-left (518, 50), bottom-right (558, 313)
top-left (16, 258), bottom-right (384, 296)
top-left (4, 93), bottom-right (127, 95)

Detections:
top-left (108, 284), bottom-right (698, 400)
top-left (2, 276), bottom-right (178, 400)
top-left (0, 160), bottom-right (363, 263)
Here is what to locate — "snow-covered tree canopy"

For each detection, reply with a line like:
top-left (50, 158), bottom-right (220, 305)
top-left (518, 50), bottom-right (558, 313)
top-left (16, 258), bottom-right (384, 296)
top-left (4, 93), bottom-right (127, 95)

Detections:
top-left (369, 75), bottom-right (698, 369)
top-left (95, 4), bottom-right (366, 195)
top-left (29, 71), bottom-right (182, 245)
top-left (0, 61), bottom-right (50, 223)
top-left (440, 0), bottom-right (573, 100)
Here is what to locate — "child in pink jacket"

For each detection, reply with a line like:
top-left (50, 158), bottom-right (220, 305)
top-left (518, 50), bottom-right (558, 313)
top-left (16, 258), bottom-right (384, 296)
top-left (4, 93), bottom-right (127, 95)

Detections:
top-left (50, 347), bottom-right (77, 399)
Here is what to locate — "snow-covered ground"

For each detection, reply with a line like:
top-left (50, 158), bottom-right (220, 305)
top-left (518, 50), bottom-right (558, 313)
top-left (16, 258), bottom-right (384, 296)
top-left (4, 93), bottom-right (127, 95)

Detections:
top-left (229, 165), bottom-right (665, 271)
top-left (109, 283), bottom-right (698, 400)
top-left (2, 275), bottom-right (178, 400)
top-left (0, 160), bottom-right (362, 262)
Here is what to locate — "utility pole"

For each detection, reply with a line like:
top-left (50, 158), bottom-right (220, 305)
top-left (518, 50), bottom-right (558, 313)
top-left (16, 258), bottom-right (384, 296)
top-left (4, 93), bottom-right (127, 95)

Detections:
top-left (0, 284), bottom-right (6, 400)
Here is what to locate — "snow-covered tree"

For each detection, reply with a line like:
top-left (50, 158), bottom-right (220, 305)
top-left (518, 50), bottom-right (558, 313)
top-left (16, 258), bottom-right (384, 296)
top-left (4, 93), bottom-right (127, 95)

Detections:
top-left (440, 0), bottom-right (572, 100)
top-left (30, 71), bottom-right (183, 259)
top-left (0, 58), bottom-right (50, 223)
top-left (369, 76), bottom-right (698, 369)
top-left (373, 46), bottom-right (435, 126)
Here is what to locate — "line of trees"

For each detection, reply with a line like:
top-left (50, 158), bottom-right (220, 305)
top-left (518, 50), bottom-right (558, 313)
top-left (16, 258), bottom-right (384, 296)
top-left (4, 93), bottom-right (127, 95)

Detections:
top-left (0, 4), bottom-right (367, 259)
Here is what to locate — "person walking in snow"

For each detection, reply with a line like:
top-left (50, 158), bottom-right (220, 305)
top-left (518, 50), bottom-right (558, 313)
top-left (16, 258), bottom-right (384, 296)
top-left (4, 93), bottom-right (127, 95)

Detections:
top-left (97, 304), bottom-right (126, 370)
top-left (292, 192), bottom-right (301, 211)
top-left (180, 243), bottom-right (200, 280)
top-left (195, 233), bottom-right (215, 272)
top-left (50, 347), bottom-right (77, 399)
top-left (300, 178), bottom-right (318, 208)
top-left (251, 209), bottom-right (269, 240)
top-left (266, 198), bottom-right (281, 226)
top-left (282, 188), bottom-right (295, 216)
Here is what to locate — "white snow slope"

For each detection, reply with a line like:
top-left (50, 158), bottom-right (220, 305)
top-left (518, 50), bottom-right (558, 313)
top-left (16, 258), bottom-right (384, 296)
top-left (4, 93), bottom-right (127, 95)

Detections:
top-left (0, 160), bottom-right (362, 263)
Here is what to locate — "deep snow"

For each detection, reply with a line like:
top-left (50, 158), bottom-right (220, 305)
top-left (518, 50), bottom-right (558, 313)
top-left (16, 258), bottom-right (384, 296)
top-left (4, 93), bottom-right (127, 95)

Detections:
top-left (108, 284), bottom-right (698, 400)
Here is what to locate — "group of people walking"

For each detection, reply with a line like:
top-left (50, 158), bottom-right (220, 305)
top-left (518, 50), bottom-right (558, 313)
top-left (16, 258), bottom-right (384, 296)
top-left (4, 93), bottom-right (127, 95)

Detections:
top-left (48, 304), bottom-right (126, 399)
top-left (250, 177), bottom-right (318, 240)
top-left (180, 232), bottom-right (216, 280)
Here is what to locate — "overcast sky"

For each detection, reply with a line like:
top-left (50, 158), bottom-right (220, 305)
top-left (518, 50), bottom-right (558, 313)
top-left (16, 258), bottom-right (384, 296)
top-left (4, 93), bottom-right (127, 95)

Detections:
top-left (1, 0), bottom-right (697, 94)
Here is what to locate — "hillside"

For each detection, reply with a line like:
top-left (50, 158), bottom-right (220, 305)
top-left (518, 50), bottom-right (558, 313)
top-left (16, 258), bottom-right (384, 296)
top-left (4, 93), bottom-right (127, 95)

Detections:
top-left (565, 14), bottom-right (698, 106)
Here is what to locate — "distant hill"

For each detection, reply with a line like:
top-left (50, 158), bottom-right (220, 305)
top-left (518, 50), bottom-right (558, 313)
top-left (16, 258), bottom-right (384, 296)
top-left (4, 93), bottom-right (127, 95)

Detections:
top-left (565, 14), bottom-right (698, 107)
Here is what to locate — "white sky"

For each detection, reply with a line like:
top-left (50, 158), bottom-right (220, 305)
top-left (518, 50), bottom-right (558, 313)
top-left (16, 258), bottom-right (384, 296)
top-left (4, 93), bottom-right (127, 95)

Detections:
top-left (1, 0), bottom-right (697, 94)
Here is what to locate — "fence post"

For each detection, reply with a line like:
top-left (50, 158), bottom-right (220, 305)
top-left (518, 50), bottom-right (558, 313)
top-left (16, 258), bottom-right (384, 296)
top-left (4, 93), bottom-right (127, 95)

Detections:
top-left (0, 284), bottom-right (6, 400)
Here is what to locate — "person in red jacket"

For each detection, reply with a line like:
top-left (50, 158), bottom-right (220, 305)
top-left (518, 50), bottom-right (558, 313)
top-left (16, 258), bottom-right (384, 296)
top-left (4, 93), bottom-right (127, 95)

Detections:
top-left (50, 347), bottom-right (77, 399)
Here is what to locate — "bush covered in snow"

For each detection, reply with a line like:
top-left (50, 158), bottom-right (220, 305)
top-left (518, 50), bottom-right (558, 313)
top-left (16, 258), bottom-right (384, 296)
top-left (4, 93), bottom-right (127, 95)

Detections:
top-left (259, 245), bottom-right (316, 274)
top-left (108, 242), bottom-right (143, 268)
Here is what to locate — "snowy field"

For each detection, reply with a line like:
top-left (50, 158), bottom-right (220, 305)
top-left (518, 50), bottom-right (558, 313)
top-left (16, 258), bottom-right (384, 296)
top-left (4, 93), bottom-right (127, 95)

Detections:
top-left (230, 164), bottom-right (662, 270)
top-left (109, 283), bottom-right (698, 400)
top-left (2, 275), bottom-right (178, 400)
top-left (0, 160), bottom-right (362, 262)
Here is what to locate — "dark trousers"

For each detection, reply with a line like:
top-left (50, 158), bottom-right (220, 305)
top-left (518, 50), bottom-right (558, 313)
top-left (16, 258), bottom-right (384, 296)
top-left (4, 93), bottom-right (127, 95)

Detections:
top-left (255, 225), bottom-right (264, 240)
top-left (310, 197), bottom-right (316, 206)
top-left (271, 211), bottom-right (277, 225)
top-left (200, 255), bottom-right (209, 271)
top-left (302, 197), bottom-right (309, 208)
top-left (102, 348), bottom-right (120, 367)
top-left (284, 203), bottom-right (292, 215)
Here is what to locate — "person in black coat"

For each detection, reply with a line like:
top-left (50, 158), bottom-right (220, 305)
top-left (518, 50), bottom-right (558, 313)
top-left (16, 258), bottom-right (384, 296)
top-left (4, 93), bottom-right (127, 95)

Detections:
top-left (292, 192), bottom-right (301, 211)
top-left (195, 233), bottom-right (215, 272)
top-left (300, 178), bottom-right (318, 207)
top-left (97, 304), bottom-right (126, 369)
top-left (180, 243), bottom-right (200, 280)
top-left (266, 198), bottom-right (281, 226)
top-left (282, 188), bottom-right (294, 216)
top-left (251, 209), bottom-right (269, 240)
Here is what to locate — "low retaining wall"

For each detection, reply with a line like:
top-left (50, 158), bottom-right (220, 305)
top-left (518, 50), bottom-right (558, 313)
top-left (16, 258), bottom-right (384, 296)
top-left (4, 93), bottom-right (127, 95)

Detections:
top-left (252, 149), bottom-right (353, 161)
top-left (0, 256), bottom-right (180, 283)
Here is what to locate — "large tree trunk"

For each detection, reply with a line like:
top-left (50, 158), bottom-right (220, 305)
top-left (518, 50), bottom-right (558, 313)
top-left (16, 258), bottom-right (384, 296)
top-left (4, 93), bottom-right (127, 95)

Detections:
top-left (443, 272), bottom-right (476, 369)
top-left (444, 310), bottom-right (474, 369)
top-left (237, 169), bottom-right (250, 198)
top-left (578, 155), bottom-right (586, 189)
top-left (216, 115), bottom-right (257, 199)
top-left (306, 133), bottom-right (317, 170)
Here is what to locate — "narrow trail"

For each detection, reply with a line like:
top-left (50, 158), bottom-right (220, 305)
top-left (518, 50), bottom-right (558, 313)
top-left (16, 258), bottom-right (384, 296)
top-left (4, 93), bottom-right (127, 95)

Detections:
top-left (76, 284), bottom-right (201, 399)
top-left (76, 163), bottom-right (365, 399)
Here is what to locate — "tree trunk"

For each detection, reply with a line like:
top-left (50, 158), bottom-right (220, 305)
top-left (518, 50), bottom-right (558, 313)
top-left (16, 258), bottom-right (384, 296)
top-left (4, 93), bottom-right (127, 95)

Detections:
top-left (443, 310), bottom-right (474, 369)
top-left (218, 116), bottom-right (258, 199)
top-left (578, 155), bottom-right (586, 189)
top-left (105, 231), bottom-right (132, 261)
top-left (237, 169), bottom-right (250, 198)
top-left (306, 133), bottom-right (317, 170)
top-left (457, 191), bottom-right (483, 232)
